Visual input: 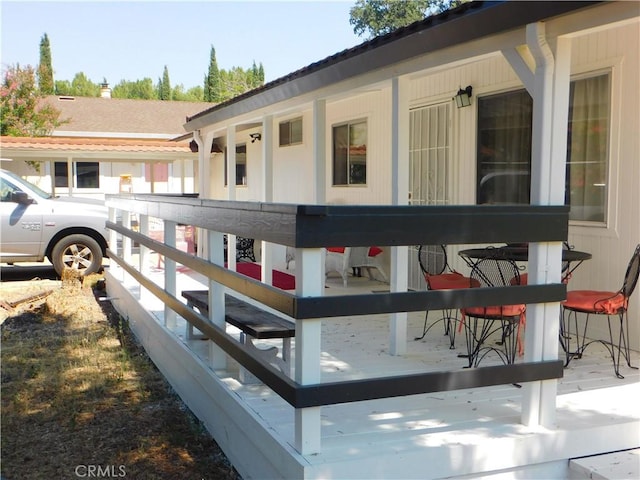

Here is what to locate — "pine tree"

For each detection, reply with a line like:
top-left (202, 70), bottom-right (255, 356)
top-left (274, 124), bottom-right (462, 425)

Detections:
top-left (37, 33), bottom-right (54, 94)
top-left (160, 65), bottom-right (171, 100)
top-left (204, 45), bottom-right (221, 102)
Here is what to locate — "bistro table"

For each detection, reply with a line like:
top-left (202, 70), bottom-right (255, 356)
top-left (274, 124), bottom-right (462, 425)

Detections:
top-left (459, 245), bottom-right (592, 280)
top-left (458, 244), bottom-right (592, 365)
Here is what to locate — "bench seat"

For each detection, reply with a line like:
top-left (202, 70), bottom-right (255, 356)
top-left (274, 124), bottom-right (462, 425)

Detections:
top-left (181, 290), bottom-right (294, 380)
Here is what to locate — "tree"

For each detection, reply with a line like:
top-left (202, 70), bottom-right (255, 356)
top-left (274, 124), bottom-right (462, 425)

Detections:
top-left (349, 0), bottom-right (464, 39)
top-left (70, 72), bottom-right (100, 96)
top-left (159, 65), bottom-right (172, 100)
top-left (1, 64), bottom-right (64, 137)
top-left (37, 33), bottom-right (54, 94)
top-left (112, 78), bottom-right (156, 99)
top-left (172, 84), bottom-right (204, 102)
top-left (204, 45), bottom-right (222, 103)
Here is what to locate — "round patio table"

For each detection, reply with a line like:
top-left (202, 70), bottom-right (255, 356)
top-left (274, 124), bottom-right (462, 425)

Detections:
top-left (459, 245), bottom-right (592, 264)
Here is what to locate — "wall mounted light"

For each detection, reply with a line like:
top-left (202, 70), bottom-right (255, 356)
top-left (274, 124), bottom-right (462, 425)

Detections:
top-left (454, 85), bottom-right (473, 108)
top-left (249, 133), bottom-right (262, 143)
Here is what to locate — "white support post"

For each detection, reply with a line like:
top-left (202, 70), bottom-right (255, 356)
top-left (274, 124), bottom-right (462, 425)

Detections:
top-left (208, 230), bottom-right (227, 369)
top-left (122, 210), bottom-right (132, 266)
top-left (194, 130), bottom-right (215, 259)
top-left (262, 114), bottom-right (274, 284)
top-left (313, 99), bottom-right (327, 205)
top-left (138, 214), bottom-right (149, 272)
top-left (294, 248), bottom-right (323, 455)
top-left (108, 206), bottom-right (124, 282)
top-left (108, 206), bottom-right (118, 259)
top-left (227, 127), bottom-right (237, 201)
top-left (521, 23), bottom-right (571, 429)
top-left (164, 219), bottom-right (177, 329)
top-left (390, 76), bottom-right (410, 355)
top-left (138, 213), bottom-right (154, 305)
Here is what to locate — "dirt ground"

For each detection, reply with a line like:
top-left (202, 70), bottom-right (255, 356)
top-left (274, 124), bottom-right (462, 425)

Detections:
top-left (0, 273), bottom-right (242, 480)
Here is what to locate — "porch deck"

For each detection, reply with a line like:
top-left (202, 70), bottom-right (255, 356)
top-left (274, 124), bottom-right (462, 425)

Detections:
top-left (106, 262), bottom-right (640, 480)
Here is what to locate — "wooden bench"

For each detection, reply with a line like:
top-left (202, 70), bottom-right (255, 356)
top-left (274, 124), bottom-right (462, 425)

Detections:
top-left (181, 290), bottom-right (294, 379)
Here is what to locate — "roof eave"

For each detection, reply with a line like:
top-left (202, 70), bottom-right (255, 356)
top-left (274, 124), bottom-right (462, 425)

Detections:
top-left (184, 0), bottom-right (600, 132)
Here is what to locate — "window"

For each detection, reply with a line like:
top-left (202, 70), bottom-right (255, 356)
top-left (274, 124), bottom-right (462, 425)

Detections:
top-left (476, 90), bottom-right (532, 205)
top-left (54, 162), bottom-right (69, 187)
top-left (0, 178), bottom-right (18, 202)
top-left (279, 117), bottom-right (303, 146)
top-left (333, 120), bottom-right (367, 186)
top-left (476, 73), bottom-right (610, 223)
top-left (566, 74), bottom-right (610, 222)
top-left (54, 161), bottom-right (99, 189)
top-left (224, 144), bottom-right (247, 186)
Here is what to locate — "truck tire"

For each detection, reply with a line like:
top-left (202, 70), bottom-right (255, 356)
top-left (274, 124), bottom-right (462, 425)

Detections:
top-left (51, 234), bottom-right (103, 277)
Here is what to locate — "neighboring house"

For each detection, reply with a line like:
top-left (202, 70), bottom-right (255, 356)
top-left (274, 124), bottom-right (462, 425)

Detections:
top-left (0, 90), bottom-right (214, 199)
top-left (183, 1), bottom-right (640, 351)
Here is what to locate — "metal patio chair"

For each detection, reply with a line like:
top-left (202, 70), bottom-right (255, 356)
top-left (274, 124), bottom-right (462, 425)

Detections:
top-left (415, 245), bottom-right (475, 348)
top-left (459, 254), bottom-right (526, 368)
top-left (561, 244), bottom-right (640, 378)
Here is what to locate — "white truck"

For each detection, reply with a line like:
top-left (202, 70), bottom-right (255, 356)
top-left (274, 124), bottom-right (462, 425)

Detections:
top-left (0, 169), bottom-right (109, 276)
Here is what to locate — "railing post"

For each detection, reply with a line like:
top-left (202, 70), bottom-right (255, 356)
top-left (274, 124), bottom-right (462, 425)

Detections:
top-left (294, 247), bottom-right (323, 454)
top-left (208, 230), bottom-right (227, 369)
top-left (138, 214), bottom-right (149, 272)
top-left (164, 219), bottom-right (177, 329)
top-left (122, 210), bottom-right (132, 266)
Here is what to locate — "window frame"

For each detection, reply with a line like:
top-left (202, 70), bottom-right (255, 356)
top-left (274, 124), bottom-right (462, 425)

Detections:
top-left (332, 118), bottom-right (368, 187)
top-left (279, 117), bottom-right (303, 147)
top-left (54, 161), bottom-right (100, 189)
top-left (474, 70), bottom-right (612, 225)
top-left (224, 144), bottom-right (248, 187)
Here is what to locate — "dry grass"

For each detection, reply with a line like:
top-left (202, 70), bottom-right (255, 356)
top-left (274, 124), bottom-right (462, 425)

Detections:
top-left (1, 271), bottom-right (241, 480)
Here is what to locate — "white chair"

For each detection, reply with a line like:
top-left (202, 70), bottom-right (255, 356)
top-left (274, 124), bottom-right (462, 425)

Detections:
top-left (325, 247), bottom-right (388, 286)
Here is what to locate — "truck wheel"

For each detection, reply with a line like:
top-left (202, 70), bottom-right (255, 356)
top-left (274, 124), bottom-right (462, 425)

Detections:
top-left (51, 234), bottom-right (103, 277)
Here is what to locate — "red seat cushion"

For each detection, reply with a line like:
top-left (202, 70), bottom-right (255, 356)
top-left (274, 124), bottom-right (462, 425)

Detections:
top-left (368, 246), bottom-right (383, 257)
top-left (462, 304), bottom-right (526, 318)
top-left (426, 272), bottom-right (478, 290)
top-left (563, 290), bottom-right (626, 315)
top-left (327, 247), bottom-right (346, 253)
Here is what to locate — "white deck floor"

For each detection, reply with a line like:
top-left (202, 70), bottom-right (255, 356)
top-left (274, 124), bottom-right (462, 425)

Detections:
top-left (106, 262), bottom-right (640, 479)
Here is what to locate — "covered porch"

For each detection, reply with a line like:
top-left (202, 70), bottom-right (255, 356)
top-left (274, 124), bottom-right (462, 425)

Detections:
top-left (104, 194), bottom-right (639, 479)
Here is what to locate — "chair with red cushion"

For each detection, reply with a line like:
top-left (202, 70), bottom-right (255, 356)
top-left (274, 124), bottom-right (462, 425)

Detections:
top-left (415, 245), bottom-right (475, 348)
top-left (460, 255), bottom-right (526, 367)
top-left (561, 244), bottom-right (639, 378)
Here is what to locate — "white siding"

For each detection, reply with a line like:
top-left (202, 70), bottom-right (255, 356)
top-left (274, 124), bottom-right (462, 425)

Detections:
top-left (408, 22), bottom-right (640, 348)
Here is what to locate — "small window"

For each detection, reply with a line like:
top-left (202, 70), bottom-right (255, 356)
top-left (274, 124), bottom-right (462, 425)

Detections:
top-left (332, 120), bottom-right (367, 186)
top-left (54, 161), bottom-right (99, 189)
top-left (54, 162), bottom-right (69, 187)
top-left (76, 162), bottom-right (99, 188)
top-left (279, 117), bottom-right (303, 146)
top-left (224, 144), bottom-right (247, 186)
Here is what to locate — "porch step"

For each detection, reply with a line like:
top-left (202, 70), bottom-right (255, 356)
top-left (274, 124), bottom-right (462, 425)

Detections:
top-left (569, 449), bottom-right (639, 479)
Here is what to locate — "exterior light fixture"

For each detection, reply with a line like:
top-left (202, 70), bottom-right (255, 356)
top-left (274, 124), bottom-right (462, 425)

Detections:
top-left (249, 133), bottom-right (262, 143)
top-left (454, 85), bottom-right (473, 108)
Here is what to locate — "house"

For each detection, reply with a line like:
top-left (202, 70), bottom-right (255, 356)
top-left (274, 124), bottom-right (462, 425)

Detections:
top-left (102, 2), bottom-right (640, 479)
top-left (183, 0), bottom-right (639, 352)
top-left (0, 92), bottom-right (214, 199)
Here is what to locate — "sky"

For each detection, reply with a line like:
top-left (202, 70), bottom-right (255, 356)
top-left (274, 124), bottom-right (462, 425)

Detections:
top-left (0, 0), bottom-right (364, 90)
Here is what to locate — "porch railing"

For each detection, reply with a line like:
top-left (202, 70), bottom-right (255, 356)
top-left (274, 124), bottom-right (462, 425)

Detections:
top-left (105, 193), bottom-right (568, 454)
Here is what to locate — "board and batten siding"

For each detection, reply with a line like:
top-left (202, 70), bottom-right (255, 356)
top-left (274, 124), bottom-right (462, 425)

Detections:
top-left (407, 21), bottom-right (639, 349)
